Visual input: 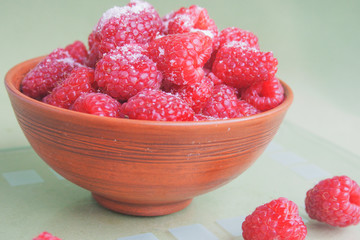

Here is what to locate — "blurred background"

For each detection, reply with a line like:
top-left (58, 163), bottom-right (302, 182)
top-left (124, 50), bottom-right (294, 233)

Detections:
top-left (1, 0), bottom-right (360, 156)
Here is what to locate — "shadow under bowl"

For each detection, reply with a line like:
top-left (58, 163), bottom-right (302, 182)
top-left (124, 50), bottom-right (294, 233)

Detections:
top-left (5, 56), bottom-right (293, 216)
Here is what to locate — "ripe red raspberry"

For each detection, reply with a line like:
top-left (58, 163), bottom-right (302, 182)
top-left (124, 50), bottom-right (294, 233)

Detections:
top-left (65, 40), bottom-right (89, 65)
top-left (242, 77), bottom-right (284, 111)
top-left (33, 231), bottom-right (61, 240)
top-left (163, 5), bottom-right (218, 49)
top-left (242, 197), bottom-right (307, 240)
top-left (86, 31), bottom-right (102, 68)
top-left (43, 67), bottom-right (95, 109)
top-left (94, 0), bottom-right (162, 55)
top-left (218, 27), bottom-right (259, 50)
top-left (305, 175), bottom-right (360, 227)
top-left (21, 48), bottom-right (79, 100)
top-left (170, 75), bottom-right (214, 113)
top-left (212, 41), bottom-right (278, 89)
top-left (205, 71), bottom-right (223, 85)
top-left (202, 84), bottom-right (242, 119)
top-left (71, 93), bottom-right (121, 117)
top-left (237, 100), bottom-right (260, 116)
top-left (121, 89), bottom-right (195, 121)
top-left (95, 44), bottom-right (162, 101)
top-left (147, 31), bottom-right (212, 85)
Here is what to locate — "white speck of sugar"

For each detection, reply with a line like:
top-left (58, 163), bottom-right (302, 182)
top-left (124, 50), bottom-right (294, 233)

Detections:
top-left (108, 45), bottom-right (144, 63)
top-left (56, 57), bottom-right (76, 66)
top-left (174, 14), bottom-right (194, 29)
top-left (158, 47), bottom-right (165, 56)
top-left (191, 29), bottom-right (214, 39)
top-left (225, 40), bottom-right (258, 51)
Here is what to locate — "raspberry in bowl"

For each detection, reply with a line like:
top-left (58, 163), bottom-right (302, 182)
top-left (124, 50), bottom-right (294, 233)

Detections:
top-left (5, 0), bottom-right (293, 216)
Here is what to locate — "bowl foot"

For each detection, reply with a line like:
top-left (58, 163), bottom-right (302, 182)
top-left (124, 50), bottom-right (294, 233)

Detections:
top-left (92, 193), bottom-right (193, 216)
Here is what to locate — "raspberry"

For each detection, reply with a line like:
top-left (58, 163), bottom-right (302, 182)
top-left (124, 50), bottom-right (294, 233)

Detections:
top-left (237, 100), bottom-right (260, 116)
top-left (43, 67), bottom-right (95, 109)
top-left (95, 44), bottom-right (162, 101)
top-left (212, 41), bottom-right (278, 89)
top-left (94, 0), bottom-right (161, 55)
top-left (242, 77), bottom-right (284, 111)
top-left (33, 231), bottom-right (61, 240)
top-left (65, 40), bottom-right (89, 65)
top-left (120, 89), bottom-right (195, 121)
top-left (205, 71), bottom-right (223, 85)
top-left (218, 27), bottom-right (259, 50)
top-left (170, 75), bottom-right (214, 113)
top-left (242, 197), bottom-right (307, 240)
top-left (147, 31), bottom-right (212, 85)
top-left (202, 84), bottom-right (242, 119)
top-left (305, 175), bottom-right (360, 227)
top-left (163, 5), bottom-right (218, 49)
top-left (194, 113), bottom-right (218, 121)
top-left (86, 31), bottom-right (102, 68)
top-left (71, 93), bottom-right (121, 117)
top-left (21, 48), bottom-right (79, 99)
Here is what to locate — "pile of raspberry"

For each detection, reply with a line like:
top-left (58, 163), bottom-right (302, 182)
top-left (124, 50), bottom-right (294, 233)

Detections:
top-left (21, 0), bottom-right (284, 121)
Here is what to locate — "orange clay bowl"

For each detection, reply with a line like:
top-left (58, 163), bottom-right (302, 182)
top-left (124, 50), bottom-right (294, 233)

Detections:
top-left (5, 56), bottom-right (293, 216)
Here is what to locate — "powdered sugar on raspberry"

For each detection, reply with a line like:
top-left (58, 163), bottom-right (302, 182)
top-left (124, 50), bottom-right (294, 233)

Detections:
top-left (108, 45), bottom-right (144, 63)
top-left (96, 0), bottom-right (153, 32)
top-left (56, 57), bottom-right (78, 66)
top-left (224, 40), bottom-right (256, 50)
top-left (157, 47), bottom-right (164, 56)
top-left (191, 29), bottom-right (214, 39)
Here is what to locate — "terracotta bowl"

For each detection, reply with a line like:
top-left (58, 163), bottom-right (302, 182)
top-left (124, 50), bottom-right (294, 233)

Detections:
top-left (5, 56), bottom-right (293, 216)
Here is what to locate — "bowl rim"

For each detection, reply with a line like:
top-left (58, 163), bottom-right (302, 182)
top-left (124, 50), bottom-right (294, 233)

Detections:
top-left (5, 56), bottom-right (293, 127)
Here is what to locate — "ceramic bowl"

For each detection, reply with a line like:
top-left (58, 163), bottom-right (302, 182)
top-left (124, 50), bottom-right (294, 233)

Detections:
top-left (5, 56), bottom-right (293, 216)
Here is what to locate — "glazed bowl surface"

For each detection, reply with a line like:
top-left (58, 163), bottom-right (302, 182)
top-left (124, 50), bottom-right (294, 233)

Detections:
top-left (5, 56), bottom-right (293, 216)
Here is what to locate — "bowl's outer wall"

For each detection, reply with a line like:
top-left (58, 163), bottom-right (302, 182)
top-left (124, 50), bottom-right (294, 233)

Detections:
top-left (5, 57), bottom-right (293, 206)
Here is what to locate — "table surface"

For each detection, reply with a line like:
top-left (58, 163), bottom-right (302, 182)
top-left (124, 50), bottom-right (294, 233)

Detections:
top-left (1, 0), bottom-right (360, 239)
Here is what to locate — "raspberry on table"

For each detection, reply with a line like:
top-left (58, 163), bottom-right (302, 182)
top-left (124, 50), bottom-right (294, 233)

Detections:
top-left (21, 48), bottom-right (80, 100)
top-left (71, 92), bottom-right (121, 118)
top-left (241, 77), bottom-right (284, 111)
top-left (65, 40), bottom-right (89, 65)
top-left (202, 84), bottom-right (242, 119)
top-left (94, 0), bottom-right (162, 55)
top-left (305, 175), bottom-right (360, 227)
top-left (170, 74), bottom-right (214, 113)
top-left (120, 89), bottom-right (195, 121)
top-left (242, 197), bottom-right (307, 240)
top-left (95, 44), bottom-right (162, 101)
top-left (33, 231), bottom-right (61, 240)
top-left (212, 41), bottom-right (278, 89)
top-left (42, 67), bottom-right (95, 109)
top-left (147, 31), bottom-right (212, 86)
